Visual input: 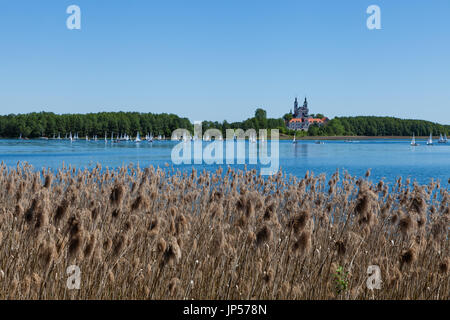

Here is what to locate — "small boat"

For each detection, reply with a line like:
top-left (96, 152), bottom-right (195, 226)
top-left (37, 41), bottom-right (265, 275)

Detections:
top-left (292, 134), bottom-right (297, 144)
top-left (426, 133), bottom-right (433, 145)
top-left (69, 132), bottom-right (73, 142)
top-left (438, 133), bottom-right (447, 144)
top-left (19, 133), bottom-right (23, 140)
top-left (57, 133), bottom-right (61, 140)
top-left (135, 132), bottom-right (141, 143)
top-left (86, 135), bottom-right (89, 141)
top-left (411, 133), bottom-right (419, 146)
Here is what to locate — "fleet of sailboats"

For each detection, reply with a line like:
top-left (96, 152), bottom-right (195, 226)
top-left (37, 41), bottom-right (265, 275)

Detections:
top-left (13, 131), bottom-right (450, 151)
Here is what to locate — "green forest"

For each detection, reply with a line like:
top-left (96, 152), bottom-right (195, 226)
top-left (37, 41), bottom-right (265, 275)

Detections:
top-left (0, 109), bottom-right (448, 138)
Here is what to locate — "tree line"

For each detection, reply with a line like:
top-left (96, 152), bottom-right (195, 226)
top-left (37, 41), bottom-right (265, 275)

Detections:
top-left (304, 116), bottom-right (450, 137)
top-left (0, 112), bottom-right (192, 138)
top-left (0, 110), bottom-right (448, 138)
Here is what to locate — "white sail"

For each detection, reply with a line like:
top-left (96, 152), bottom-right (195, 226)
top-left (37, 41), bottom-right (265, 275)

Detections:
top-left (411, 133), bottom-right (418, 146)
top-left (135, 132), bottom-right (141, 142)
top-left (427, 133), bottom-right (433, 145)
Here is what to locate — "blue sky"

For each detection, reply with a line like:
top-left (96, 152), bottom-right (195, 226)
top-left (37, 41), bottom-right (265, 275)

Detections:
top-left (0, 0), bottom-right (449, 124)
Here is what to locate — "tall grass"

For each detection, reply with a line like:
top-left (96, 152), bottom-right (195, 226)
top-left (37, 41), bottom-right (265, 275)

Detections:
top-left (0, 162), bottom-right (448, 299)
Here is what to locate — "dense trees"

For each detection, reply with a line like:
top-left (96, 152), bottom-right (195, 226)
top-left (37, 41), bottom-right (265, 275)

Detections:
top-left (0, 111), bottom-right (448, 138)
top-left (0, 112), bottom-right (192, 138)
top-left (308, 116), bottom-right (450, 137)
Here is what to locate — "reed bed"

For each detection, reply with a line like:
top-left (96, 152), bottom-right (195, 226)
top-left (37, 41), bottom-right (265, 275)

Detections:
top-left (0, 162), bottom-right (448, 300)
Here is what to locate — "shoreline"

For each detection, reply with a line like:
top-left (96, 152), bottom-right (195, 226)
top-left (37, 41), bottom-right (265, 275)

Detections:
top-left (1, 135), bottom-right (442, 141)
top-left (280, 135), bottom-right (440, 140)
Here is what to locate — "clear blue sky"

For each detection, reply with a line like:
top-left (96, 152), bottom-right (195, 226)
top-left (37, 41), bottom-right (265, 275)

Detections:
top-left (0, 0), bottom-right (449, 124)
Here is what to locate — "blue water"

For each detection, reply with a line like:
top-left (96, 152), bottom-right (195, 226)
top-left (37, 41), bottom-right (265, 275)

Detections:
top-left (0, 139), bottom-right (449, 186)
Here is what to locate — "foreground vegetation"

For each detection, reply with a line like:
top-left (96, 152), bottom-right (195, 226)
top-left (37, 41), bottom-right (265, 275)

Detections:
top-left (0, 163), bottom-right (448, 299)
top-left (1, 109), bottom-right (448, 139)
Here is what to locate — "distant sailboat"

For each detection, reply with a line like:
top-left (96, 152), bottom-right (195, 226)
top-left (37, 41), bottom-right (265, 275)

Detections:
top-left (57, 133), bottom-right (61, 140)
top-left (411, 133), bottom-right (419, 146)
top-left (426, 133), bottom-right (433, 145)
top-left (69, 132), bottom-right (73, 142)
top-left (135, 132), bottom-right (141, 142)
top-left (445, 133), bottom-right (448, 143)
top-left (19, 133), bottom-right (22, 140)
top-left (293, 133), bottom-right (297, 144)
top-left (438, 133), bottom-right (447, 143)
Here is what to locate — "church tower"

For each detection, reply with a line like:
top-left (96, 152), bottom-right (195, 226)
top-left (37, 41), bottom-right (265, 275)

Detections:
top-left (293, 97), bottom-right (299, 118)
top-left (299, 97), bottom-right (309, 118)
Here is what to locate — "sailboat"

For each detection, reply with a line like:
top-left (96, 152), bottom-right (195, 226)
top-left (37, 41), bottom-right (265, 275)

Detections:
top-left (293, 133), bottom-right (297, 144)
top-left (438, 133), bottom-right (447, 143)
top-left (426, 133), bottom-right (433, 145)
top-left (69, 132), bottom-right (73, 142)
top-left (411, 133), bottom-right (419, 146)
top-left (19, 133), bottom-right (22, 140)
top-left (135, 132), bottom-right (141, 143)
top-left (445, 133), bottom-right (448, 143)
top-left (57, 133), bottom-right (61, 140)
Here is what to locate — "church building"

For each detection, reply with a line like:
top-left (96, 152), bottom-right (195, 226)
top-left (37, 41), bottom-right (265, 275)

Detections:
top-left (287, 97), bottom-right (328, 131)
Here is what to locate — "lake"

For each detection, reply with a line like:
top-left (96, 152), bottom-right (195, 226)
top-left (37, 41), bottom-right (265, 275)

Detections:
top-left (0, 138), bottom-right (449, 186)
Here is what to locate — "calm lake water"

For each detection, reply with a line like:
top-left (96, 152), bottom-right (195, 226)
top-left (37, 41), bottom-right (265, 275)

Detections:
top-left (0, 139), bottom-right (449, 186)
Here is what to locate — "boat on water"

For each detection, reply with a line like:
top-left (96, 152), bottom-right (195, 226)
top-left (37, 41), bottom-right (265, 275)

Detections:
top-left (411, 133), bottom-right (419, 146)
top-left (438, 133), bottom-right (448, 143)
top-left (135, 132), bottom-right (141, 143)
top-left (19, 133), bottom-right (23, 140)
top-left (315, 141), bottom-right (324, 144)
top-left (292, 134), bottom-right (297, 144)
top-left (69, 132), bottom-right (73, 142)
top-left (426, 133), bottom-right (433, 145)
